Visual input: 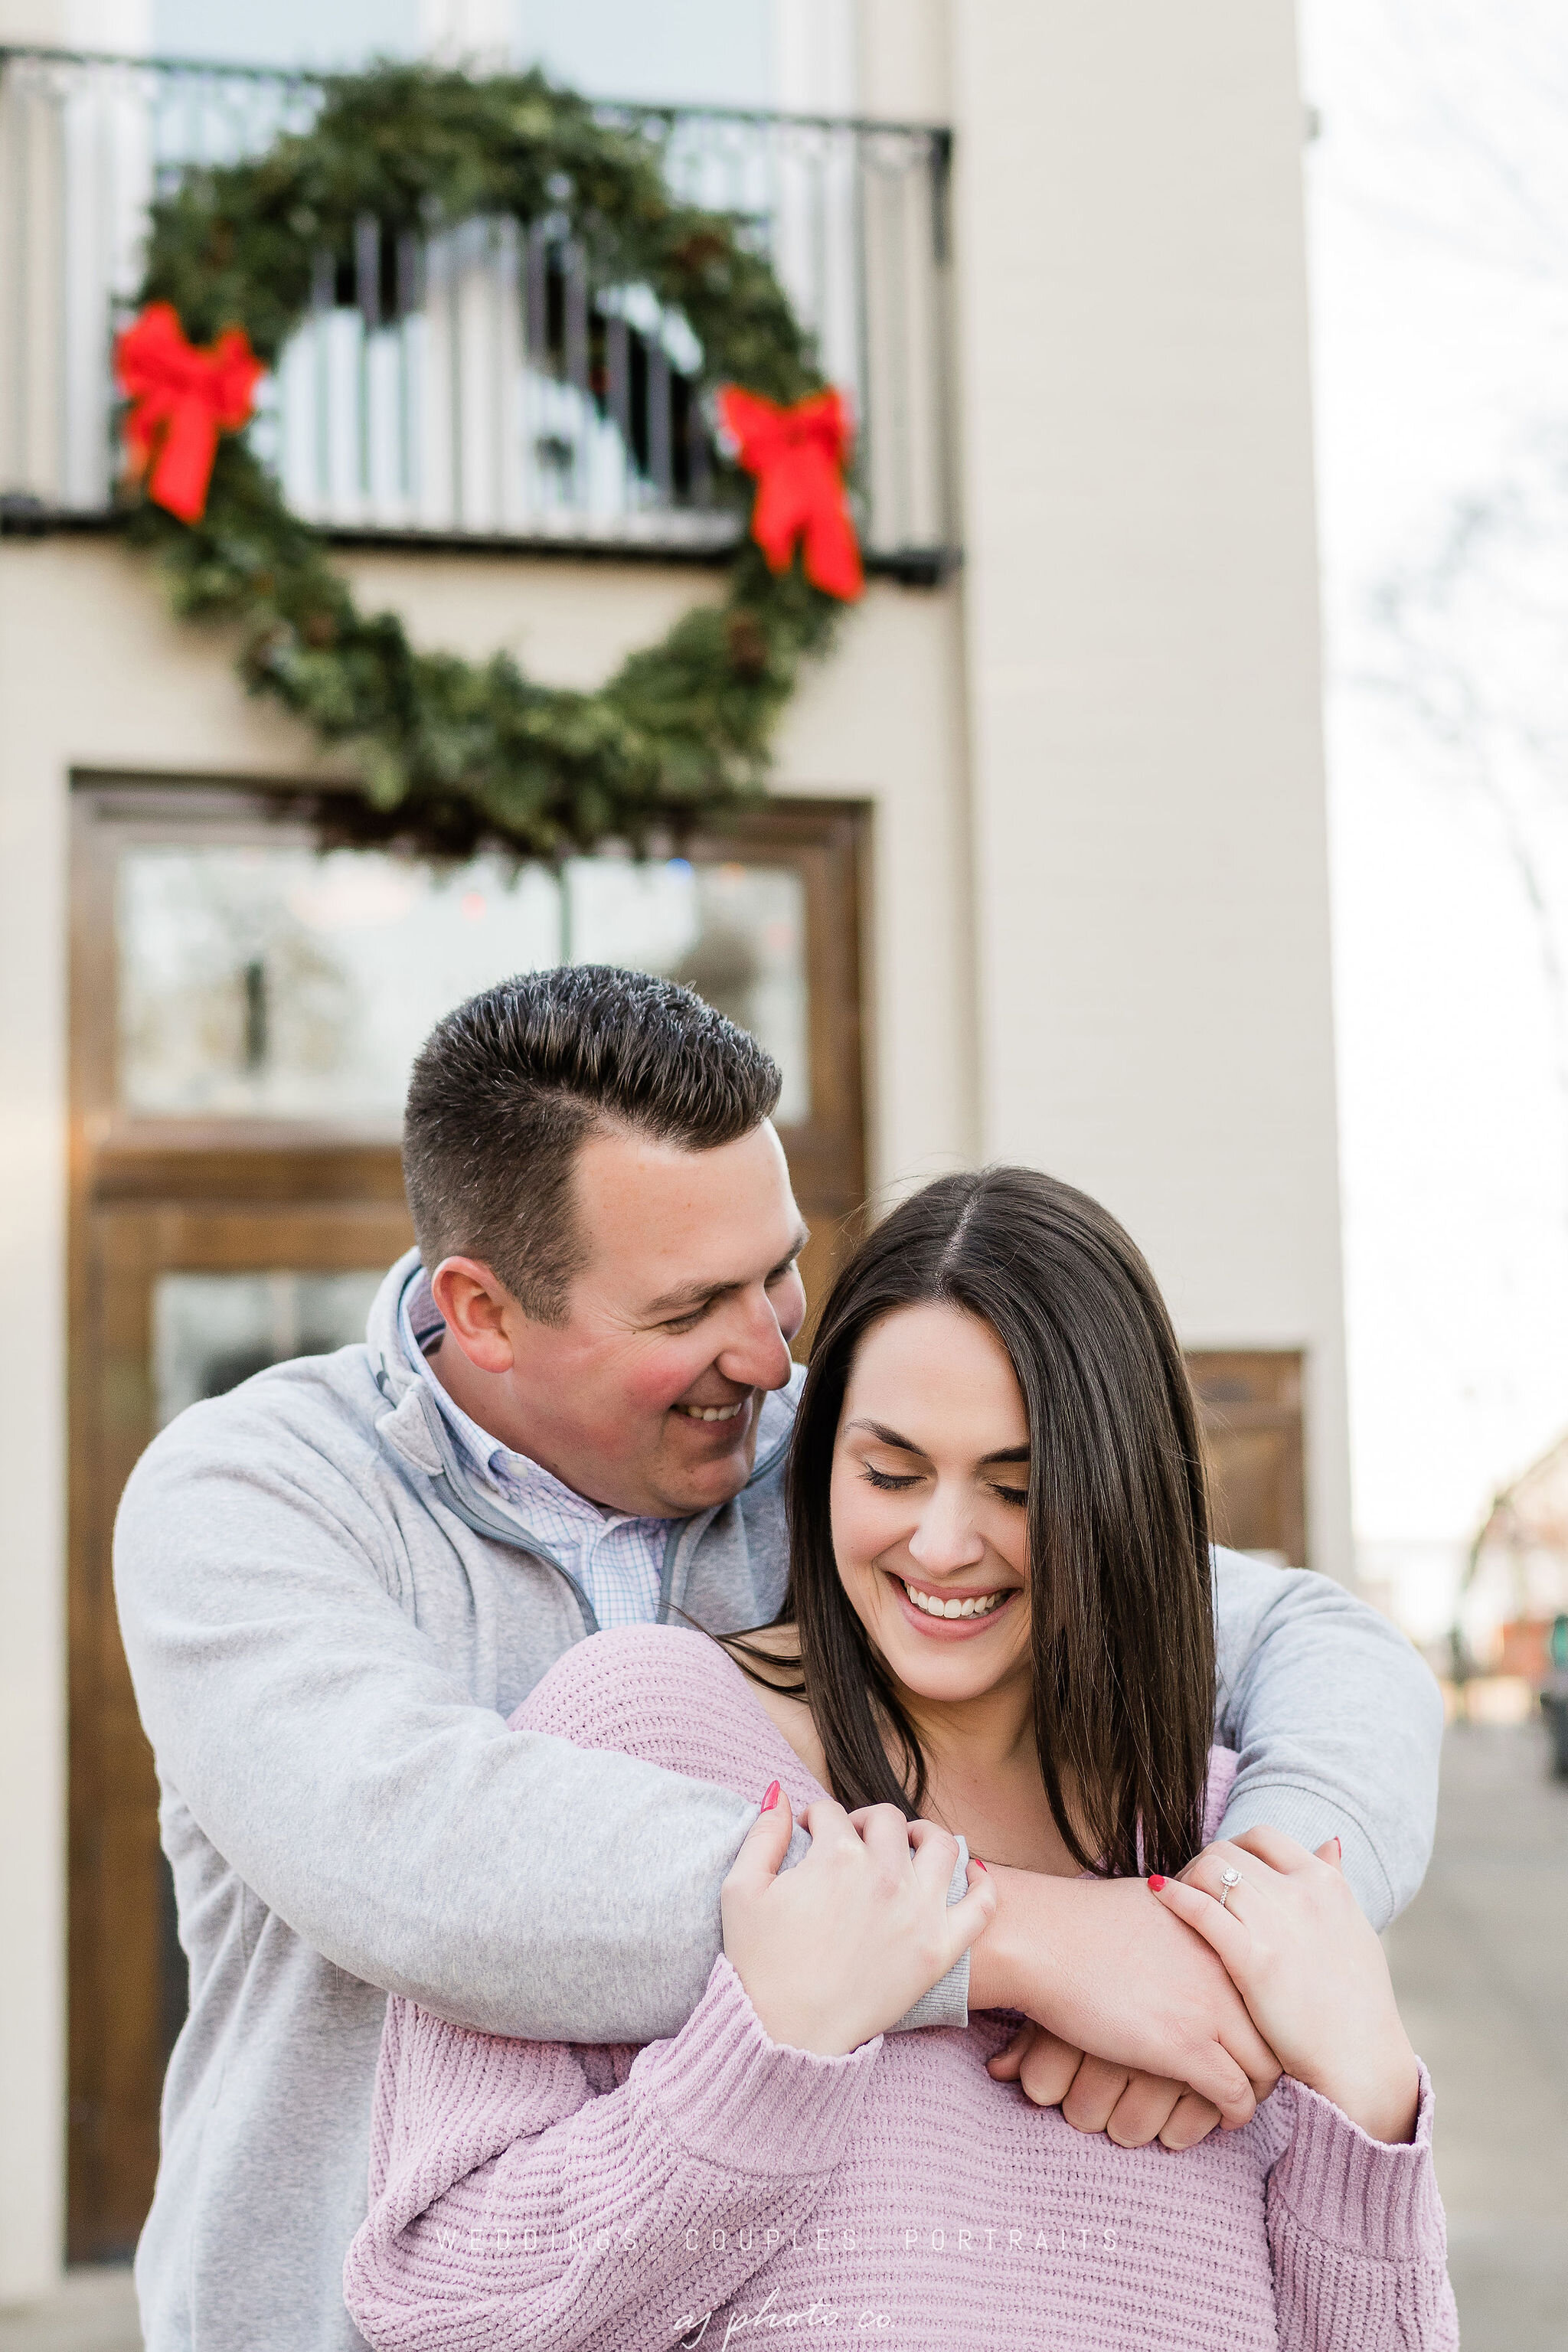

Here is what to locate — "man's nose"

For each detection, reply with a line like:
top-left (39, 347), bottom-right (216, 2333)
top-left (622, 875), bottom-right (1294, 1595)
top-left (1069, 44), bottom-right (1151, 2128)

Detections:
top-left (906, 1485), bottom-right (986, 1576)
top-left (714, 1287), bottom-right (795, 1393)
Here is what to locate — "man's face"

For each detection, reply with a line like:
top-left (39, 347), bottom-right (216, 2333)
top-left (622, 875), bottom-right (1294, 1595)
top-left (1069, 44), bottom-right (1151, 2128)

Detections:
top-left (430, 1119), bottom-right (808, 1519)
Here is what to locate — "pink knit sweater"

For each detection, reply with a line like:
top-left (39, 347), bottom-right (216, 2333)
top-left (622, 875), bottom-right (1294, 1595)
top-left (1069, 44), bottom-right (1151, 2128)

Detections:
top-left (344, 1625), bottom-right (1457, 2351)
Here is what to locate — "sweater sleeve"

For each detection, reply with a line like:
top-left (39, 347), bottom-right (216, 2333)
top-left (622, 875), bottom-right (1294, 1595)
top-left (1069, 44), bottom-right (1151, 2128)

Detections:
top-left (115, 1377), bottom-right (966, 2048)
top-left (343, 1957), bottom-right (878, 2352)
top-left (113, 1380), bottom-right (767, 2044)
top-left (1267, 2068), bottom-right (1459, 2352)
top-left (1210, 1547), bottom-right (1444, 1928)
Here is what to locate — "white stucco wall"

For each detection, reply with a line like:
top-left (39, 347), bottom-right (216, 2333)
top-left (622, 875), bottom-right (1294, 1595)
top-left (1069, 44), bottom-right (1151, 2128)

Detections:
top-left (0, 589), bottom-right (70, 2305)
top-left (951, 0), bottom-right (1351, 1586)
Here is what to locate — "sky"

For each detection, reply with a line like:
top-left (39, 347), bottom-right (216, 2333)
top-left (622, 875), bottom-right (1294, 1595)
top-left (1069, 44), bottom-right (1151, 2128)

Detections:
top-left (1302, 0), bottom-right (1568, 1626)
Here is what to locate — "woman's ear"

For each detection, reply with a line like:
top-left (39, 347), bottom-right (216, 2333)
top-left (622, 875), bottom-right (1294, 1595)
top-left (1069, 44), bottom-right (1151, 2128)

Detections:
top-left (430, 1256), bottom-right (518, 1375)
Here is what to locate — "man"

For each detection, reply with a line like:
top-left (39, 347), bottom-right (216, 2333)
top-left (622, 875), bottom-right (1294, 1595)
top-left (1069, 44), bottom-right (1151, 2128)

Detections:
top-left (116, 965), bottom-right (1442, 2352)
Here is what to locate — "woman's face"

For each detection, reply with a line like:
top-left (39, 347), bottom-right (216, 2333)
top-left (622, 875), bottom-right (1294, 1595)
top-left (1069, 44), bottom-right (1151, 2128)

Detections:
top-left (830, 1302), bottom-right (1033, 1706)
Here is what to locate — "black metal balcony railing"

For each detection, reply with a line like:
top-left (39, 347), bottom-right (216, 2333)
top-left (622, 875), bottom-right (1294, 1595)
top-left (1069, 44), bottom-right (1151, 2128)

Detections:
top-left (0, 45), bottom-right (956, 578)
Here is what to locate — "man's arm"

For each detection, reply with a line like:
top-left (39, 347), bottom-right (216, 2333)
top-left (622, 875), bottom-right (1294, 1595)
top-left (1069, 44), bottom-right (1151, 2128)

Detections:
top-left (969, 1867), bottom-right (1279, 2124)
top-left (1208, 1547), bottom-right (1443, 1931)
top-left (114, 1390), bottom-right (763, 2046)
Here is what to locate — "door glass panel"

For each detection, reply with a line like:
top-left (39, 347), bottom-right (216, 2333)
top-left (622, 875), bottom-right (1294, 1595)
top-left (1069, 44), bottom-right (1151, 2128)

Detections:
top-left (152, 1270), bottom-right (384, 1426)
top-left (118, 848), bottom-right (563, 1123)
top-left (566, 855), bottom-right (810, 1122)
top-left (117, 844), bottom-right (810, 1125)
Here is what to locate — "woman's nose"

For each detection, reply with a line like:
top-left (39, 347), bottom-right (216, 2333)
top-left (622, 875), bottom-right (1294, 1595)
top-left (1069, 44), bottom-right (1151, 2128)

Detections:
top-left (905, 1487), bottom-right (986, 1574)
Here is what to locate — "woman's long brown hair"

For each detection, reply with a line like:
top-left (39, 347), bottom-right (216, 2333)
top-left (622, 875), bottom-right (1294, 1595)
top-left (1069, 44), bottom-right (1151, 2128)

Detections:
top-left (746, 1166), bottom-right (1216, 1880)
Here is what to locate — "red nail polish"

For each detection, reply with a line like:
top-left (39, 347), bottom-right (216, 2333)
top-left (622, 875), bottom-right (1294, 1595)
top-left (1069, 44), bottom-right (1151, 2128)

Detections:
top-left (1147, 1874), bottom-right (1166, 1892)
top-left (760, 1781), bottom-right (780, 1812)
top-left (1330, 1836), bottom-right (1342, 1860)
top-left (973, 1858), bottom-right (988, 1872)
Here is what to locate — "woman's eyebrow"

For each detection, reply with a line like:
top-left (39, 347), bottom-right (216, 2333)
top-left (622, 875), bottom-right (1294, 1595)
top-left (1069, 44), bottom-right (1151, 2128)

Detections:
top-left (844, 1422), bottom-right (1031, 1466)
top-left (843, 1417), bottom-right (929, 1455)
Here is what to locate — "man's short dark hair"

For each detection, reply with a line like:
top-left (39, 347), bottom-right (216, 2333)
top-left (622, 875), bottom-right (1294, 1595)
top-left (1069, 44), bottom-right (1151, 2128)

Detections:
top-left (402, 964), bottom-right (783, 1322)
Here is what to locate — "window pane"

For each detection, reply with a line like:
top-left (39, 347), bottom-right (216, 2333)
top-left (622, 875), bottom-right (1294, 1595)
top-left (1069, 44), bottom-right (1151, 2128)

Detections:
top-left (566, 854), bottom-right (810, 1122)
top-left (117, 841), bottom-right (811, 1125)
top-left (153, 1271), bottom-right (384, 1426)
top-left (118, 848), bottom-right (562, 1123)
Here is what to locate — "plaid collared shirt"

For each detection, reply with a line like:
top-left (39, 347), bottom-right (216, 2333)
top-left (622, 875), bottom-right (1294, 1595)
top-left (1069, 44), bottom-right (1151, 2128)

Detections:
top-left (399, 1269), bottom-right (670, 1631)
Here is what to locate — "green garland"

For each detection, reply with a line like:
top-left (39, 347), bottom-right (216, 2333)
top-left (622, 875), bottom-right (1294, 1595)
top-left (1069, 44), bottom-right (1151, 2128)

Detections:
top-left (129, 62), bottom-right (844, 858)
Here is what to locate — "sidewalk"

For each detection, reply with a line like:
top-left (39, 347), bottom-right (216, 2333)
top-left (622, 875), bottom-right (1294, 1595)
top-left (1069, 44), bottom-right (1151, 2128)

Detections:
top-left (1385, 1712), bottom-right (1568, 2350)
top-left (0, 2273), bottom-right (138, 2352)
top-left (3, 1717), bottom-right (1565, 2350)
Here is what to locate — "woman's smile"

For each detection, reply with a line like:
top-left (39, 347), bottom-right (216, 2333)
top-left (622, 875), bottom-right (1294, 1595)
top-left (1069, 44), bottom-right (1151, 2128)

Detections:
top-left (890, 1571), bottom-right (1022, 1637)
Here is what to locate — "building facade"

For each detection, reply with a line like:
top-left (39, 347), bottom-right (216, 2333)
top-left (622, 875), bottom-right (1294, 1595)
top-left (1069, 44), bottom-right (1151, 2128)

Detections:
top-left (0, 0), bottom-right (1348, 2300)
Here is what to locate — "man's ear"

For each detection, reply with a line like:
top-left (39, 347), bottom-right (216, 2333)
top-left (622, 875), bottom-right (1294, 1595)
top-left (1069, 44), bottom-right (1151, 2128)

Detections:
top-left (430, 1257), bottom-right (518, 1376)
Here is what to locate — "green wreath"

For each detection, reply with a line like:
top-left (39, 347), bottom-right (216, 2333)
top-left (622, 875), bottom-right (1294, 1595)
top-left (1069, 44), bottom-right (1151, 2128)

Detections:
top-left (122, 61), bottom-right (854, 860)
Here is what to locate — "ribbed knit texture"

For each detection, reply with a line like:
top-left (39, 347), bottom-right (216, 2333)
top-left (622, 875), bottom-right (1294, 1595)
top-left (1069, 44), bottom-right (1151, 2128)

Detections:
top-left (345, 1626), bottom-right (1458, 2351)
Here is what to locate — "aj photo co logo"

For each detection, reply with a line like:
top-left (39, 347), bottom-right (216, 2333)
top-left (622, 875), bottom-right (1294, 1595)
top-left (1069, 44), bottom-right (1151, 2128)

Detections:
top-left (678, 2290), bottom-right (891, 2344)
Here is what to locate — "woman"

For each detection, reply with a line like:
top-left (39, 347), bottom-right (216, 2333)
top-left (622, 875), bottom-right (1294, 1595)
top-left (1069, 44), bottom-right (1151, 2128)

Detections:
top-left (345, 1168), bottom-right (1456, 2351)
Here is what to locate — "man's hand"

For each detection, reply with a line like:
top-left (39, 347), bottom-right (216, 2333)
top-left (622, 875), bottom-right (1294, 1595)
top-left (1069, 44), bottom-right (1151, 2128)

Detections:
top-left (987, 2026), bottom-right (1225, 2150)
top-left (969, 1868), bottom-right (1282, 2139)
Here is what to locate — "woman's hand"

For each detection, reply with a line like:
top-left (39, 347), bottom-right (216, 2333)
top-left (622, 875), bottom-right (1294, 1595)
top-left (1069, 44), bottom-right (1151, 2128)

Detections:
top-left (1149, 1827), bottom-right (1421, 2144)
top-left (721, 1784), bottom-right (995, 2056)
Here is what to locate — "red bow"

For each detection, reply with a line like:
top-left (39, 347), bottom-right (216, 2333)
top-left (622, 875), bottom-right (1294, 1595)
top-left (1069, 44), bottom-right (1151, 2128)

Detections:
top-left (717, 386), bottom-right (864, 601)
top-left (115, 301), bottom-right (264, 524)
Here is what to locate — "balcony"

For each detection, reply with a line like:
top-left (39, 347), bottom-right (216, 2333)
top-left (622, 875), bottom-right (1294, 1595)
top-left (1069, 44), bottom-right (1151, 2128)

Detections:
top-left (0, 44), bottom-right (956, 580)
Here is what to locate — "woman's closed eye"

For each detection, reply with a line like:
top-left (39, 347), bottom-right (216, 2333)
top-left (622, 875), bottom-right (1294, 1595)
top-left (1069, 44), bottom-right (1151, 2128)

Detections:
top-left (860, 1463), bottom-right (1029, 1507)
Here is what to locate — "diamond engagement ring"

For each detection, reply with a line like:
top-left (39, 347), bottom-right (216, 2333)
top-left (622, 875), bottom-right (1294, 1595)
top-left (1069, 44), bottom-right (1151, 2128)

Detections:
top-left (1217, 1866), bottom-right (1242, 1909)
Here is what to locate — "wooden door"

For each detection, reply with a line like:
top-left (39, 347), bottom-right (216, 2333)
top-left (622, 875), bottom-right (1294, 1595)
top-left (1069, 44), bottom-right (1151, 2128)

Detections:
top-left (1187, 1350), bottom-right (1307, 1568)
top-left (69, 1200), bottom-right (413, 2258)
top-left (67, 775), bottom-right (871, 2256)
